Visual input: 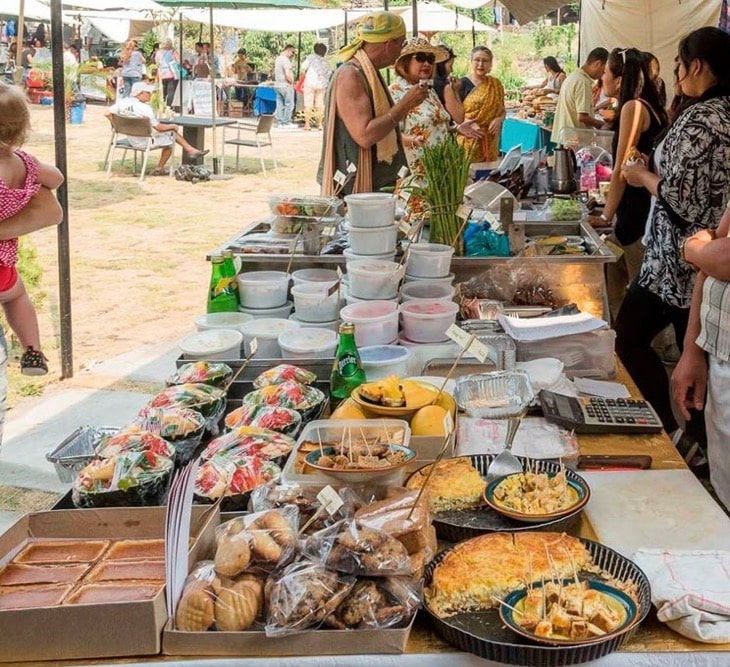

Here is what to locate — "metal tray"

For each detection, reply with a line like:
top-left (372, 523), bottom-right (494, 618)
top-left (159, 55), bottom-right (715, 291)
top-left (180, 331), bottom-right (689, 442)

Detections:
top-left (407, 455), bottom-right (585, 542)
top-left (45, 426), bottom-right (119, 483)
top-left (424, 536), bottom-right (651, 666)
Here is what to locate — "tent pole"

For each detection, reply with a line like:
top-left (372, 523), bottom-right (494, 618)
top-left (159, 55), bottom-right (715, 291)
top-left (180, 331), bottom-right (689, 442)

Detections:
top-left (412, 0), bottom-right (418, 36)
top-left (576, 0), bottom-right (582, 67)
top-left (297, 31), bottom-right (301, 77)
top-left (209, 4), bottom-right (218, 174)
top-left (179, 12), bottom-right (184, 111)
top-left (15, 0), bottom-right (25, 85)
top-left (50, 0), bottom-right (73, 378)
top-left (471, 9), bottom-right (476, 47)
top-left (344, 9), bottom-right (348, 45)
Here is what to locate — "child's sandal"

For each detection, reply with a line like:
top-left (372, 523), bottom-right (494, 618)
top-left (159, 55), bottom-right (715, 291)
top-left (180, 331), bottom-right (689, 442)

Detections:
top-left (20, 347), bottom-right (48, 376)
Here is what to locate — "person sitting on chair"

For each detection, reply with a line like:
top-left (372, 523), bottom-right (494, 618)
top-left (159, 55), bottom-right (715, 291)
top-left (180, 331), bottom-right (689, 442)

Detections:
top-left (105, 82), bottom-right (208, 176)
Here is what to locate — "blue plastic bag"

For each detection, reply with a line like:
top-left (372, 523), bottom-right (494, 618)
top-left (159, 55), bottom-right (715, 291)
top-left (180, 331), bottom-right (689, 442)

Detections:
top-left (464, 221), bottom-right (511, 257)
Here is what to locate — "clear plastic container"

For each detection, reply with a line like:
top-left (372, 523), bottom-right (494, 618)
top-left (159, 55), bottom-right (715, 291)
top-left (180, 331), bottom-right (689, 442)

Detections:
top-left (359, 345), bottom-right (411, 381)
top-left (195, 312), bottom-right (254, 332)
top-left (291, 283), bottom-right (340, 323)
top-left (399, 300), bottom-right (459, 343)
top-left (291, 268), bottom-right (339, 288)
top-left (454, 370), bottom-right (534, 418)
top-left (340, 300), bottom-right (399, 347)
top-left (343, 247), bottom-right (396, 265)
top-left (403, 272), bottom-right (455, 286)
top-left (278, 327), bottom-right (338, 360)
top-left (346, 222), bottom-right (399, 255)
top-left (405, 243), bottom-right (454, 279)
top-left (238, 300), bottom-right (293, 320)
top-left (236, 271), bottom-right (291, 309)
top-left (347, 260), bottom-right (405, 300)
top-left (344, 193), bottom-right (397, 228)
top-left (268, 194), bottom-right (341, 218)
top-left (400, 281), bottom-right (455, 303)
top-left (288, 313), bottom-right (339, 331)
top-left (240, 318), bottom-right (300, 358)
top-left (179, 329), bottom-right (243, 361)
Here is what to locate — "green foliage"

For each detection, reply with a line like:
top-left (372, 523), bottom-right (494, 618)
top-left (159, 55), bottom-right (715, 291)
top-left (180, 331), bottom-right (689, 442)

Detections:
top-left (494, 54), bottom-right (524, 99)
top-left (140, 30), bottom-right (159, 59)
top-left (531, 23), bottom-right (577, 64)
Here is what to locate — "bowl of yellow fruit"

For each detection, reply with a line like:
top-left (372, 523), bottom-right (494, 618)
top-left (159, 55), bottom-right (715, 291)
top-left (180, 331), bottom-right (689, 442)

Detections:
top-left (351, 375), bottom-right (440, 418)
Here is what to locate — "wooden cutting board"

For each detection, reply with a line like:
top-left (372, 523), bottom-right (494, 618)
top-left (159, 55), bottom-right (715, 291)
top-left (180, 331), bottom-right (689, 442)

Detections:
top-left (582, 469), bottom-right (730, 558)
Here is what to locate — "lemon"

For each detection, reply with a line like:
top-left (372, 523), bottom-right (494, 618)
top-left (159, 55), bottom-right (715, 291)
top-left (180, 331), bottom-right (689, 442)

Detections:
top-left (411, 405), bottom-right (449, 436)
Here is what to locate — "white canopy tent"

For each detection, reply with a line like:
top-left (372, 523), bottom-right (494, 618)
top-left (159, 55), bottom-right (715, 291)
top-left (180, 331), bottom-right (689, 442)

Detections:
top-left (579, 0), bottom-right (723, 98)
top-left (0, 0), bottom-right (50, 19)
top-left (397, 1), bottom-right (496, 36)
top-left (446, 0), bottom-right (566, 25)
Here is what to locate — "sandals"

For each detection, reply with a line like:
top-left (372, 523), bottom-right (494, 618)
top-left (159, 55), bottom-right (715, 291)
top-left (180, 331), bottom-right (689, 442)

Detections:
top-left (151, 168), bottom-right (170, 176)
top-left (21, 347), bottom-right (48, 376)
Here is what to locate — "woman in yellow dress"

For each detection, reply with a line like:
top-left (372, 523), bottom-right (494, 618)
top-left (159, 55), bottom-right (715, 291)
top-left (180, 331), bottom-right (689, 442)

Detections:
top-left (458, 46), bottom-right (505, 161)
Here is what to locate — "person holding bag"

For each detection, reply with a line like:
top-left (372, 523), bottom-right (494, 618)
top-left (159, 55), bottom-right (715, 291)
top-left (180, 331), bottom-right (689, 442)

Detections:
top-left (156, 38), bottom-right (180, 108)
top-left (588, 47), bottom-right (667, 321)
top-left (619, 27), bottom-right (730, 452)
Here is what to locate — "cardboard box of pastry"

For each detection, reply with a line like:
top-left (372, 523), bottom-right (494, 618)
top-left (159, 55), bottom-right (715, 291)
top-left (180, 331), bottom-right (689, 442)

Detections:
top-left (0, 506), bottom-right (215, 662)
top-left (162, 514), bottom-right (415, 656)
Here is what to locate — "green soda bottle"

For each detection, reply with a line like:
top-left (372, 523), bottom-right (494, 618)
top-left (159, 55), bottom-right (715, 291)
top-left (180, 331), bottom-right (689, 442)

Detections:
top-left (222, 250), bottom-right (240, 303)
top-left (330, 322), bottom-right (367, 409)
top-left (207, 254), bottom-right (239, 313)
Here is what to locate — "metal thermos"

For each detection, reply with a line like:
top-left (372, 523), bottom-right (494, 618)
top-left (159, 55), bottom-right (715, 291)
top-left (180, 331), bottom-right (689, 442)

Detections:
top-left (552, 146), bottom-right (577, 194)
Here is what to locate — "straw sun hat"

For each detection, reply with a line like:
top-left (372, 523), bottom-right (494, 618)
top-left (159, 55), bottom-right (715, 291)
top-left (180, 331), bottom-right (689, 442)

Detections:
top-left (394, 37), bottom-right (449, 79)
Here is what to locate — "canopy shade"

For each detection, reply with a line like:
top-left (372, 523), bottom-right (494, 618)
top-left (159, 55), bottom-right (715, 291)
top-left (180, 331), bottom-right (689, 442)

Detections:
top-left (397, 1), bottom-right (496, 35)
top-left (157, 0), bottom-right (312, 8)
top-left (446, 0), bottom-right (566, 25)
top-left (179, 6), bottom-right (345, 30)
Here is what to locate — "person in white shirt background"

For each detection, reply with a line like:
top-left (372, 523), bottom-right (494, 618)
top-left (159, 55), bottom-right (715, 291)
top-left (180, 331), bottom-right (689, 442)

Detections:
top-left (301, 42), bottom-right (332, 131)
top-left (274, 44), bottom-right (296, 127)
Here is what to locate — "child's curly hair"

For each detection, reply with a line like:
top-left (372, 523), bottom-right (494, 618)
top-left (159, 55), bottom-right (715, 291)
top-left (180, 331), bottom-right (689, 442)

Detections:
top-left (0, 81), bottom-right (30, 152)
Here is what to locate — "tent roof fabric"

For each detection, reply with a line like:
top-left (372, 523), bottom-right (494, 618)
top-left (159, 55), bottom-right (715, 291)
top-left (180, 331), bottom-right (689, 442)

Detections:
top-left (446, 0), bottom-right (566, 25)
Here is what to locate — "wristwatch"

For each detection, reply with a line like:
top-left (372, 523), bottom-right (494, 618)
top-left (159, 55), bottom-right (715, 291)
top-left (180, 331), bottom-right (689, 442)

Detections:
top-left (599, 213), bottom-right (610, 223)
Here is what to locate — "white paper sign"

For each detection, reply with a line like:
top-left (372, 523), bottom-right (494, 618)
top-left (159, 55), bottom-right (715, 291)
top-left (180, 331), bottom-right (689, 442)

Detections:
top-left (317, 485), bottom-right (344, 515)
top-left (398, 166), bottom-right (409, 179)
top-left (249, 337), bottom-right (258, 356)
top-left (456, 204), bottom-right (473, 220)
top-left (333, 170), bottom-right (347, 186)
top-left (445, 324), bottom-right (473, 349)
top-left (346, 162), bottom-right (357, 174)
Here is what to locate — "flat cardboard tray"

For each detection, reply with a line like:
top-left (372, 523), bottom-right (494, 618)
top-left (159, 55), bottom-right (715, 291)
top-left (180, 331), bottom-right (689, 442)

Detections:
top-left (0, 506), bottom-right (216, 663)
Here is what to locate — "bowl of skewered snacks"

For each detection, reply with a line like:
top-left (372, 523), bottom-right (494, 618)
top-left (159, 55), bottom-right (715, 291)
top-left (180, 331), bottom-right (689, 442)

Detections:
top-left (304, 441), bottom-right (416, 484)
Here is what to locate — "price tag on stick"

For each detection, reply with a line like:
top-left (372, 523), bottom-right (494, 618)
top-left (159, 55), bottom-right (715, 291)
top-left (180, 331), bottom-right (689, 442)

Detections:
top-left (249, 337), bottom-right (258, 356)
top-left (333, 170), bottom-right (347, 186)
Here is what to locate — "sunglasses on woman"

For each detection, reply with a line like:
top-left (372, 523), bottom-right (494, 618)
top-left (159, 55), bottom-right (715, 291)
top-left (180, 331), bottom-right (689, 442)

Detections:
top-left (414, 53), bottom-right (436, 64)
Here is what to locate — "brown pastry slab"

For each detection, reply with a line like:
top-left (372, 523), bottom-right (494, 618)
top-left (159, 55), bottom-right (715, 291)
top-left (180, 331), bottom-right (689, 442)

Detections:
top-left (14, 539), bottom-right (111, 564)
top-left (65, 581), bottom-right (164, 605)
top-left (86, 559), bottom-right (165, 583)
top-left (0, 584), bottom-right (74, 609)
top-left (0, 563), bottom-right (90, 586)
top-left (106, 539), bottom-right (166, 561)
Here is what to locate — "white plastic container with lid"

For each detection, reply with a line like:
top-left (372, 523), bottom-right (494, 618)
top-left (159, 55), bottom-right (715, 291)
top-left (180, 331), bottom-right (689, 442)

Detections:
top-left (195, 312), bottom-right (254, 332)
top-left (240, 318), bottom-right (300, 358)
top-left (278, 327), bottom-right (338, 360)
top-left (179, 328), bottom-right (243, 361)
top-left (403, 272), bottom-right (455, 286)
top-left (345, 292), bottom-right (399, 306)
top-left (346, 222), bottom-right (398, 256)
top-left (400, 281), bottom-right (456, 303)
top-left (288, 313), bottom-right (339, 331)
top-left (237, 271), bottom-right (290, 309)
top-left (238, 301), bottom-right (293, 320)
top-left (359, 345), bottom-right (411, 381)
top-left (399, 299), bottom-right (460, 343)
top-left (340, 300), bottom-right (399, 347)
top-left (343, 247), bottom-right (396, 265)
top-left (291, 268), bottom-right (339, 288)
top-left (291, 283), bottom-right (340, 323)
top-left (406, 243), bottom-right (455, 278)
top-left (347, 260), bottom-right (405, 300)
top-left (344, 193), bottom-right (397, 228)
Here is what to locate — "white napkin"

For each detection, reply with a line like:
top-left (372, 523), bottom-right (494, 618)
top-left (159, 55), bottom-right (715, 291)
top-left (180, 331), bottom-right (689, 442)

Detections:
top-left (633, 549), bottom-right (730, 643)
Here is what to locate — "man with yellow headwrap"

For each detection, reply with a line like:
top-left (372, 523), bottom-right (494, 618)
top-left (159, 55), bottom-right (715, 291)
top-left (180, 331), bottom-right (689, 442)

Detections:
top-left (318, 11), bottom-right (430, 196)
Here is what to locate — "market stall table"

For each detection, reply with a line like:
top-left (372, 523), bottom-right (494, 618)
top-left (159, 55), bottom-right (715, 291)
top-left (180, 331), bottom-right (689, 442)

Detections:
top-left (171, 115), bottom-right (237, 165)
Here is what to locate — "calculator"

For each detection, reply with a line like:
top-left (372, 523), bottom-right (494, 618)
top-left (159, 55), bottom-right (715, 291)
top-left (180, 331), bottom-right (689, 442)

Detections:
top-left (538, 390), bottom-right (663, 434)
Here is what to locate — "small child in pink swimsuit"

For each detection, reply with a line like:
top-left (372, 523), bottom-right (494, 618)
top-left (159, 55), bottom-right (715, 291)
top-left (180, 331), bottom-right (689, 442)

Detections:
top-left (0, 81), bottom-right (64, 374)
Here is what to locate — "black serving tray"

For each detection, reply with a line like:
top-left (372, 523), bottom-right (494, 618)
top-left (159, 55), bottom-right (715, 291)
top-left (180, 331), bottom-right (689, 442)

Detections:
top-left (407, 455), bottom-right (585, 541)
top-left (423, 536), bottom-right (651, 666)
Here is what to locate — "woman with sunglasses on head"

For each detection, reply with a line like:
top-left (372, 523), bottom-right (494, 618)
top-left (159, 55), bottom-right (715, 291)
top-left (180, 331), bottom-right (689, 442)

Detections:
top-left (389, 38), bottom-right (482, 220)
top-left (589, 48), bottom-right (668, 320)
top-left (619, 27), bottom-right (730, 454)
top-left (455, 46), bottom-right (505, 162)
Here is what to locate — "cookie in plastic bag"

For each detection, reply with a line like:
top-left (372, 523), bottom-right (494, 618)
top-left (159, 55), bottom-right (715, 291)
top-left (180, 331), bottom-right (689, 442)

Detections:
top-left (265, 560), bottom-right (355, 636)
top-left (302, 519), bottom-right (413, 576)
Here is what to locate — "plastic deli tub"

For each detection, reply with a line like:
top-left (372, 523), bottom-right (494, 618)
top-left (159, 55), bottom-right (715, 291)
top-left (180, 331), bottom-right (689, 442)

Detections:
top-left (347, 260), bottom-right (405, 300)
top-left (236, 271), bottom-right (290, 309)
top-left (399, 300), bottom-right (459, 343)
top-left (359, 345), bottom-right (411, 381)
top-left (291, 268), bottom-right (340, 288)
top-left (288, 313), bottom-right (339, 331)
top-left (340, 300), bottom-right (399, 347)
top-left (291, 283), bottom-right (340, 323)
top-left (343, 247), bottom-right (396, 265)
top-left (403, 272), bottom-right (455, 286)
top-left (278, 327), bottom-right (338, 360)
top-left (344, 193), bottom-right (397, 228)
top-left (400, 281), bottom-right (455, 303)
top-left (179, 328), bottom-right (243, 360)
top-left (346, 223), bottom-right (398, 255)
top-left (195, 312), bottom-right (254, 332)
top-left (406, 243), bottom-right (455, 279)
top-left (240, 318), bottom-right (300, 358)
top-left (238, 301), bottom-right (293, 320)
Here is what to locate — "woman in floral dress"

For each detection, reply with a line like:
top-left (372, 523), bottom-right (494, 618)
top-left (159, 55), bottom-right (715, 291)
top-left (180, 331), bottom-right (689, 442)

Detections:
top-left (389, 38), bottom-right (481, 221)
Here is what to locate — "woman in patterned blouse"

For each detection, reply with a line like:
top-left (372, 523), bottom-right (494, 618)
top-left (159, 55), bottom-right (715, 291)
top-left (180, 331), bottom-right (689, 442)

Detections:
top-left (620, 27), bottom-right (730, 444)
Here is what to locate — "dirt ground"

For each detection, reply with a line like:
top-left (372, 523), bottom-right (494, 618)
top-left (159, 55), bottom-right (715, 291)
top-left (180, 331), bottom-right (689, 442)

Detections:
top-left (18, 103), bottom-right (324, 397)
